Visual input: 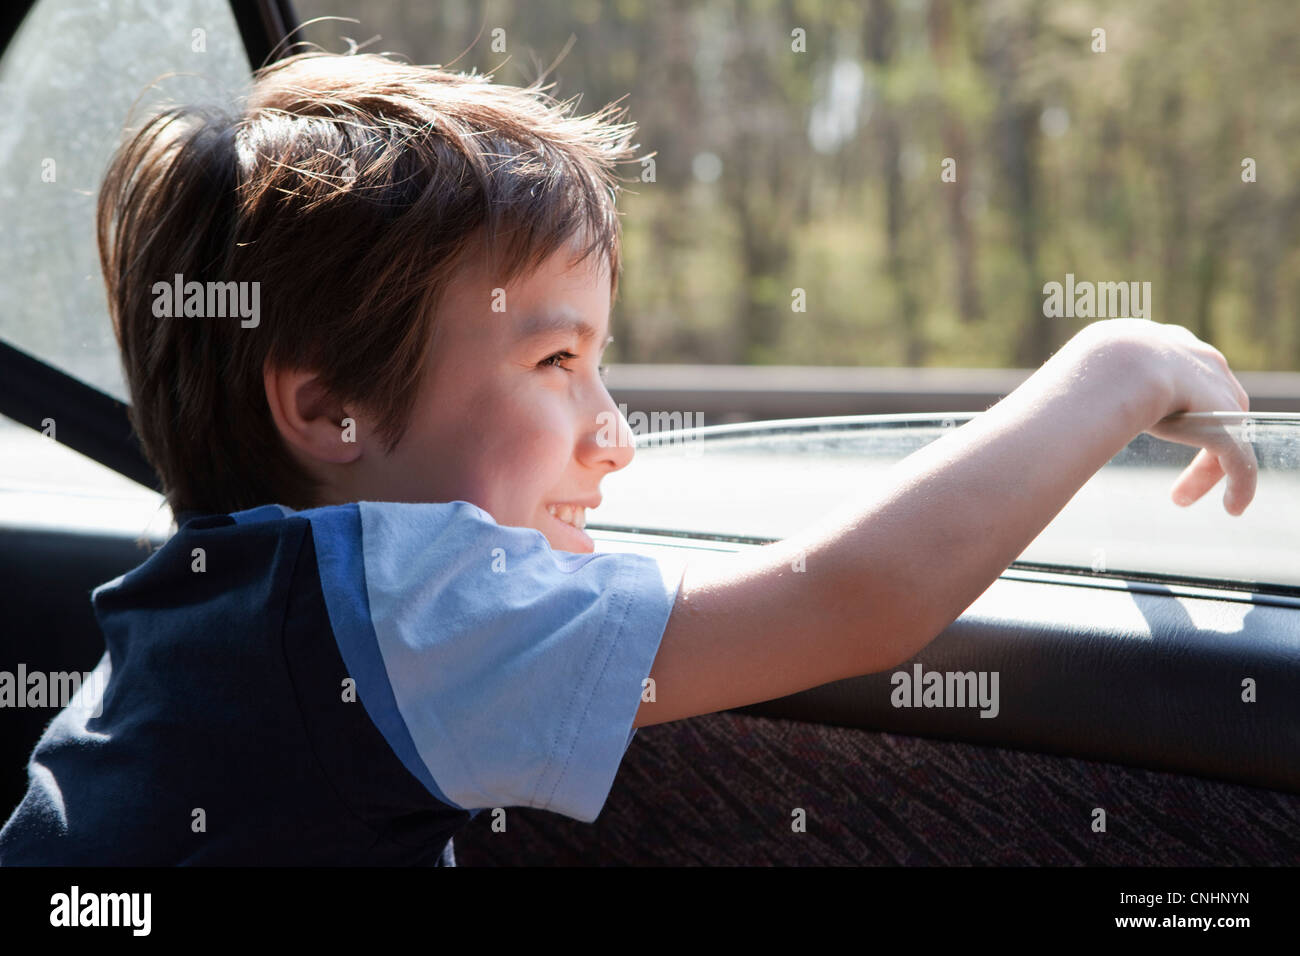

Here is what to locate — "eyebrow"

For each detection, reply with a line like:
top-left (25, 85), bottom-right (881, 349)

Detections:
top-left (516, 311), bottom-right (613, 348)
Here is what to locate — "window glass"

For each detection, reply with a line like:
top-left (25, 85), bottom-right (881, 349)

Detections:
top-left (0, 0), bottom-right (251, 398)
top-left (596, 413), bottom-right (1300, 591)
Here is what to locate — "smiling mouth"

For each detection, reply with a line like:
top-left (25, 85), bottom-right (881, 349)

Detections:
top-left (546, 503), bottom-right (587, 530)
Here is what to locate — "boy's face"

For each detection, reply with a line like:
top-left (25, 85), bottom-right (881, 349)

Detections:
top-left (361, 241), bottom-right (632, 553)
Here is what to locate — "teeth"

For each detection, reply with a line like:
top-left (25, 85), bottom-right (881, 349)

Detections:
top-left (546, 504), bottom-right (586, 530)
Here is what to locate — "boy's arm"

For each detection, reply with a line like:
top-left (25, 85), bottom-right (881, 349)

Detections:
top-left (634, 320), bottom-right (1255, 729)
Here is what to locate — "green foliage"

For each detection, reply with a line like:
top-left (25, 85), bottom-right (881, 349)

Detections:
top-left (298, 0), bottom-right (1300, 369)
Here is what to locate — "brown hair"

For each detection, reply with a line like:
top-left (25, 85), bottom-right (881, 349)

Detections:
top-left (97, 51), bottom-right (639, 516)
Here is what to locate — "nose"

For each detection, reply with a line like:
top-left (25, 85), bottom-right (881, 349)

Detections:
top-left (581, 385), bottom-right (635, 474)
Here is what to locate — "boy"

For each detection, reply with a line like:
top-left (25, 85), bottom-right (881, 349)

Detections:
top-left (0, 52), bottom-right (1256, 865)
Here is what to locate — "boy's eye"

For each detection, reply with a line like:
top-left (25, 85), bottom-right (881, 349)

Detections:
top-left (538, 351), bottom-right (607, 383)
top-left (539, 350), bottom-right (577, 370)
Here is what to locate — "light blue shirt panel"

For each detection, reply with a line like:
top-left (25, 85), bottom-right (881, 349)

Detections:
top-left (358, 500), bottom-right (686, 823)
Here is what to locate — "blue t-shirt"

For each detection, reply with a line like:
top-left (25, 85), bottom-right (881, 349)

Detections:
top-left (0, 500), bottom-right (685, 865)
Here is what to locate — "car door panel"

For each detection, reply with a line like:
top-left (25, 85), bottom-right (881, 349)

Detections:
top-left (453, 710), bottom-right (1300, 865)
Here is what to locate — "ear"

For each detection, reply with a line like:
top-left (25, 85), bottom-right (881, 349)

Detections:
top-left (263, 363), bottom-right (364, 465)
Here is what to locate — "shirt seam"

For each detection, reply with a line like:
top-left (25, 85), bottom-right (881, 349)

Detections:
top-left (357, 503), bottom-right (490, 811)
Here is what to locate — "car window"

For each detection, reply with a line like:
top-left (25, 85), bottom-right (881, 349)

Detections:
top-left (596, 412), bottom-right (1300, 592)
top-left (0, 0), bottom-right (251, 399)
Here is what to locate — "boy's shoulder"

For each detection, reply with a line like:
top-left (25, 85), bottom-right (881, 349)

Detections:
top-left (160, 498), bottom-right (686, 818)
top-left (138, 498), bottom-right (665, 636)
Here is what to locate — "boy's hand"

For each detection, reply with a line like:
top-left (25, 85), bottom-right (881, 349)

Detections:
top-left (1077, 319), bottom-right (1257, 516)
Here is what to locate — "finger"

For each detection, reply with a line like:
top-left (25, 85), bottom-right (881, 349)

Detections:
top-left (1229, 372), bottom-right (1251, 412)
top-left (1170, 448), bottom-right (1224, 507)
top-left (1218, 432), bottom-right (1259, 516)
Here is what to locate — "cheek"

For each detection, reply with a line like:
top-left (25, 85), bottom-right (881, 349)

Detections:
top-left (494, 400), bottom-right (572, 474)
top-left (486, 395), bottom-right (576, 494)
top-left (431, 384), bottom-right (546, 465)
top-left (415, 369), bottom-right (577, 511)
top-left (390, 372), bottom-right (496, 492)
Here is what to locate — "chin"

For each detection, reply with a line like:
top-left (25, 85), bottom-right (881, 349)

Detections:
top-left (545, 532), bottom-right (594, 555)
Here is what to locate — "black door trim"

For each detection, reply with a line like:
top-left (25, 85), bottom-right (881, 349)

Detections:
top-left (0, 341), bottom-right (161, 492)
top-left (231, 0), bottom-right (305, 71)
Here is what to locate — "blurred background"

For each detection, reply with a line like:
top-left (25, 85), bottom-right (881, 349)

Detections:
top-left (294, 0), bottom-right (1300, 373)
